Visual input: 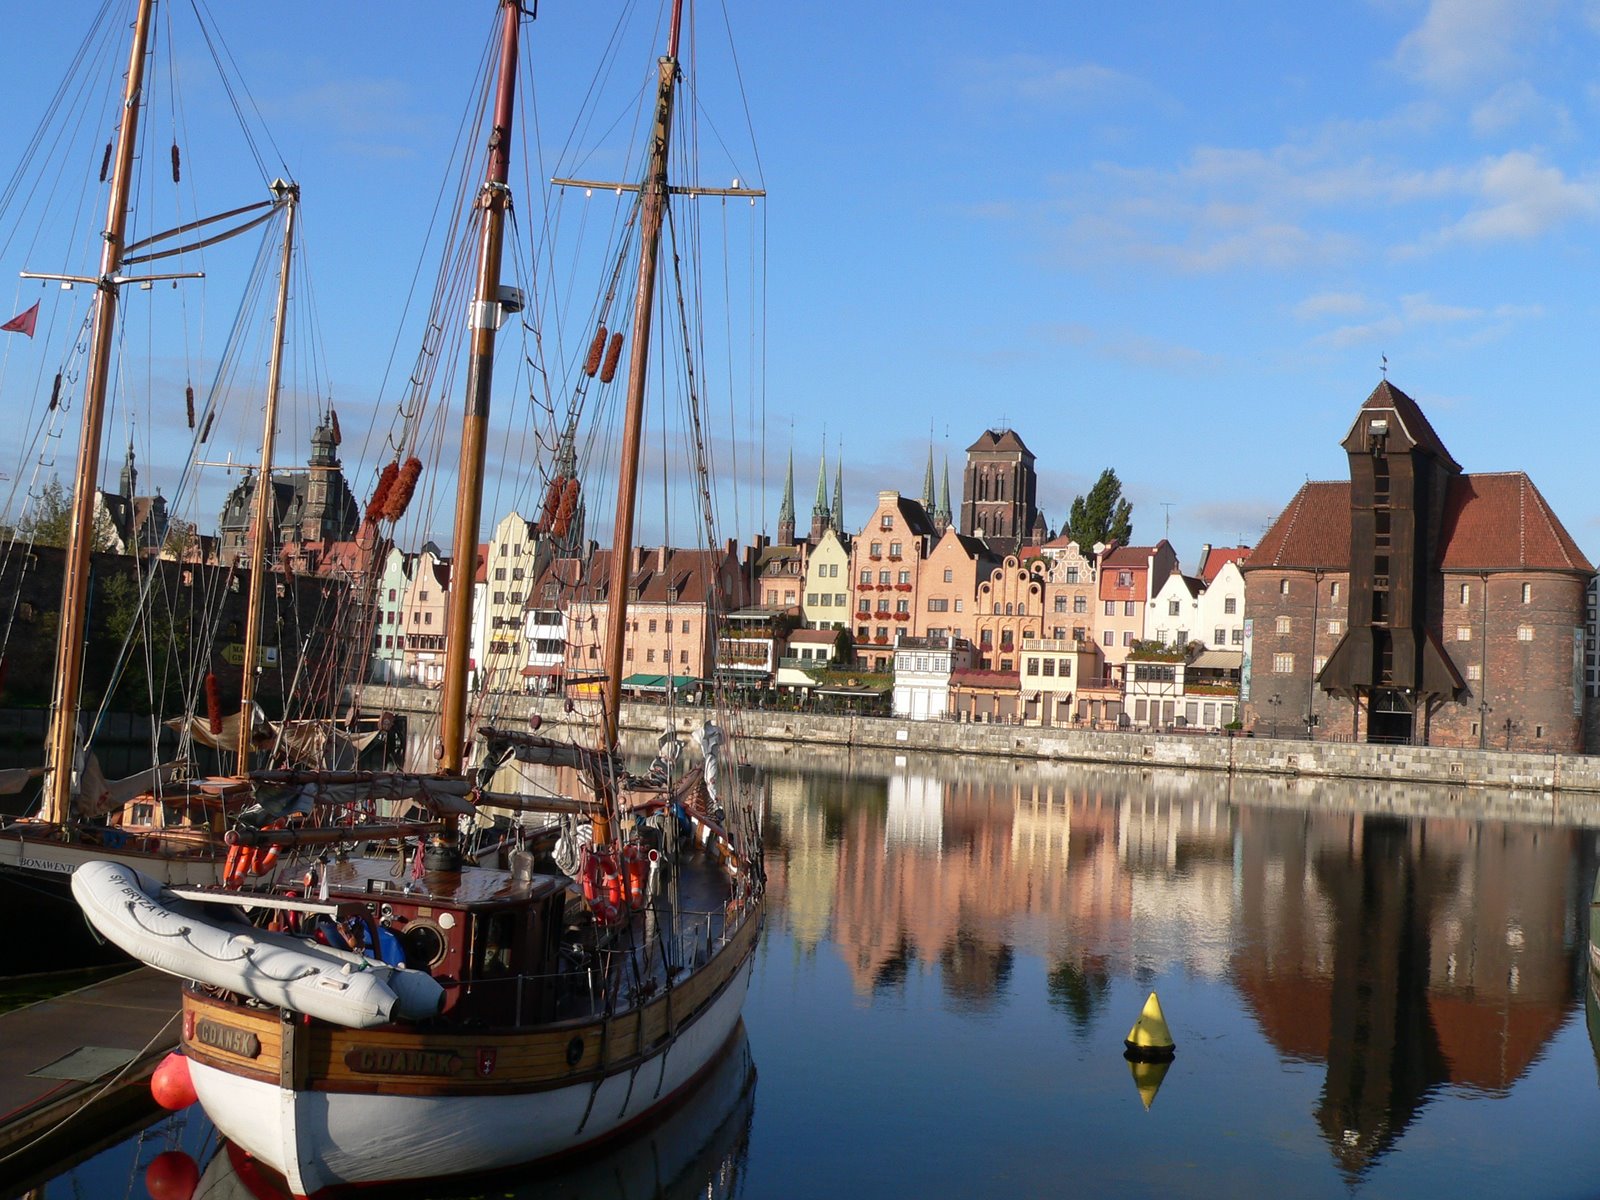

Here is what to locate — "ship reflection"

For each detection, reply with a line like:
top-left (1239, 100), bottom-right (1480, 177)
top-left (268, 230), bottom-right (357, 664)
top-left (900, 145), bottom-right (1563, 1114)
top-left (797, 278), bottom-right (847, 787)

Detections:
top-left (194, 1024), bottom-right (757, 1199)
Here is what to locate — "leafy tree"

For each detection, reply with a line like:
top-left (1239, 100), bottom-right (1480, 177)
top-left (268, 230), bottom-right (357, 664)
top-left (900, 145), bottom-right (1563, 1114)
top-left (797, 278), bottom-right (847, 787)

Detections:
top-left (1066, 468), bottom-right (1133, 550)
top-left (19, 475), bottom-right (119, 550)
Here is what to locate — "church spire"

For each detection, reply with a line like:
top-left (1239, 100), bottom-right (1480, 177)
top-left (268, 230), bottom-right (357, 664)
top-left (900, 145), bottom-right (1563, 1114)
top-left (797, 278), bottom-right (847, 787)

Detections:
top-left (778, 450), bottom-right (796, 546)
top-left (809, 443), bottom-right (830, 541)
top-left (922, 444), bottom-right (935, 512)
top-left (831, 457), bottom-right (844, 533)
top-left (936, 454), bottom-right (952, 534)
top-left (119, 439), bottom-right (137, 501)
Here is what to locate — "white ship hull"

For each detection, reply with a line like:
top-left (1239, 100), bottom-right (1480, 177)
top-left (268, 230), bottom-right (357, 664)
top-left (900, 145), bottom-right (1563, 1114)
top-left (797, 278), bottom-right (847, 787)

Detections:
top-left (190, 952), bottom-right (755, 1198)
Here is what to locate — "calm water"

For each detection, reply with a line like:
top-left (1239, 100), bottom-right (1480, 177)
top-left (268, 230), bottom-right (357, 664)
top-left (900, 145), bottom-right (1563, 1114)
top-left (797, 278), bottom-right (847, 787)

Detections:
top-left (19, 748), bottom-right (1600, 1199)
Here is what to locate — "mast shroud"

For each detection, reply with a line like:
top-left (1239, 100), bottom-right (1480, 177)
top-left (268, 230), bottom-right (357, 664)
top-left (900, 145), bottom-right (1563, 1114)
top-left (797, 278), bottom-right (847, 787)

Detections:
top-left (43, 0), bottom-right (157, 823)
top-left (439, 1), bottom-right (522, 775)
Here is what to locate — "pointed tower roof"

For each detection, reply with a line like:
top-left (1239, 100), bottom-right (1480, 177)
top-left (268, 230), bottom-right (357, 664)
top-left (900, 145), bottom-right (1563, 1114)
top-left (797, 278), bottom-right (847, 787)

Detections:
top-left (1340, 379), bottom-right (1459, 472)
top-left (831, 460), bottom-right (844, 532)
top-left (812, 446), bottom-right (830, 523)
top-left (937, 455), bottom-right (952, 526)
top-left (922, 446), bottom-right (935, 511)
top-left (779, 451), bottom-right (796, 526)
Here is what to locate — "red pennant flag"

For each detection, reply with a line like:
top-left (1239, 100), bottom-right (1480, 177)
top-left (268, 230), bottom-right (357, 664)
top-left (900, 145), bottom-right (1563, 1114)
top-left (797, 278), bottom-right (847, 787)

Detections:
top-left (1, 302), bottom-right (39, 338)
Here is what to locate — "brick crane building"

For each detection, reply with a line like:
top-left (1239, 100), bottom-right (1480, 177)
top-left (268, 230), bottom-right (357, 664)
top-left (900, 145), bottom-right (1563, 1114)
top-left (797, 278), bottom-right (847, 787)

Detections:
top-left (1243, 380), bottom-right (1593, 751)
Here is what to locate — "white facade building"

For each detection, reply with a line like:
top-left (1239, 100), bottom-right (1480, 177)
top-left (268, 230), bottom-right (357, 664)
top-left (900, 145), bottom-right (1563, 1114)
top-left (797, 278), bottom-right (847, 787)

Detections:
top-left (892, 636), bottom-right (975, 720)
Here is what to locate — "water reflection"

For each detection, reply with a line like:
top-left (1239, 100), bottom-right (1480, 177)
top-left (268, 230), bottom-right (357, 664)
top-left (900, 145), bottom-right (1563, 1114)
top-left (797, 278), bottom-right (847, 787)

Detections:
top-left (754, 745), bottom-right (1595, 1183)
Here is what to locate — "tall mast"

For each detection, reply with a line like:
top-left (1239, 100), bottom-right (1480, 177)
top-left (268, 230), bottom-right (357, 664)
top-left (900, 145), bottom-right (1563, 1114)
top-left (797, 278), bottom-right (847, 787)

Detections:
top-left (42, 0), bottom-right (157, 823)
top-left (601, 1), bottom-right (685, 754)
top-left (236, 180), bottom-right (299, 772)
top-left (438, 0), bottom-right (522, 774)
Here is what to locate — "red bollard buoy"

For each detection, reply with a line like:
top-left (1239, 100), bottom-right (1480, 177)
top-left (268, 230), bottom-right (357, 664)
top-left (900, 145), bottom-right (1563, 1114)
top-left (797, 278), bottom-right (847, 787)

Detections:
top-left (150, 1052), bottom-right (198, 1111)
top-left (145, 1149), bottom-right (200, 1200)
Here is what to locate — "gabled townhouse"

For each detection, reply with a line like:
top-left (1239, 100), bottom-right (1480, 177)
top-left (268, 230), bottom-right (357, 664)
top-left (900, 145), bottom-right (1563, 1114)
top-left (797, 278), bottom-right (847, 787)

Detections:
top-left (1095, 540), bottom-right (1178, 679)
top-left (1038, 538), bottom-right (1097, 648)
top-left (973, 556), bottom-right (1046, 671)
top-left (522, 557), bottom-right (569, 695)
top-left (917, 527), bottom-right (994, 645)
top-left (400, 545), bottom-right (451, 686)
top-left (851, 491), bottom-right (937, 672)
top-left (754, 541), bottom-right (807, 614)
top-left (1194, 545), bottom-right (1250, 651)
top-left (1146, 572), bottom-right (1203, 650)
top-left (483, 512), bottom-right (539, 692)
top-left (802, 527), bottom-right (852, 631)
top-left (371, 544), bottom-right (414, 684)
top-left (562, 544), bottom-right (747, 690)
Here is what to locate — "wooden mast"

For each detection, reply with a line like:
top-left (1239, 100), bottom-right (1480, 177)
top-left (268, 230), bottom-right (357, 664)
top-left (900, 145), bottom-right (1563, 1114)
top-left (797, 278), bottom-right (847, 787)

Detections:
top-left (236, 180), bottom-right (299, 773)
top-left (42, 0), bottom-right (157, 824)
top-left (601, 0), bottom-right (686, 773)
top-left (438, 0), bottom-right (523, 774)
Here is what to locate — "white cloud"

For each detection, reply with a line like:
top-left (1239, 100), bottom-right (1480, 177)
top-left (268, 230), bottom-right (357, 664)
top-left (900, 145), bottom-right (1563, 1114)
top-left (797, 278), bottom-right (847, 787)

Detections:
top-left (1437, 150), bottom-right (1600, 242)
top-left (1311, 291), bottom-right (1540, 348)
top-left (1469, 81), bottom-right (1571, 137)
top-left (964, 55), bottom-right (1149, 108)
top-left (1295, 292), bottom-right (1371, 321)
top-left (1394, 0), bottom-right (1559, 89)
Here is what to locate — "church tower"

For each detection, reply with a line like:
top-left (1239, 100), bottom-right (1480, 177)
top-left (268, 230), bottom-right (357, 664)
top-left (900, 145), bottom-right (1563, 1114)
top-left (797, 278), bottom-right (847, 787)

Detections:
top-left (777, 451), bottom-right (796, 546)
top-left (960, 428), bottom-right (1038, 556)
top-left (809, 447), bottom-right (830, 541)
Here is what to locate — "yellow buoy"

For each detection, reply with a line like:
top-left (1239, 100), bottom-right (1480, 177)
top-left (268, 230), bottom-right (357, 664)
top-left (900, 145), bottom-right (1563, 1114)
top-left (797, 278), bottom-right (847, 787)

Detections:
top-left (1123, 990), bottom-right (1176, 1062)
top-left (1127, 1055), bottom-right (1172, 1110)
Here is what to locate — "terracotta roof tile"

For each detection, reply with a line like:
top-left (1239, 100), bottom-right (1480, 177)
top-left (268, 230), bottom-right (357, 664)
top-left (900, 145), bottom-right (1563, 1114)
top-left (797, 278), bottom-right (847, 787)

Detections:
top-left (1246, 473), bottom-right (1592, 574)
top-left (1438, 472), bottom-right (1592, 573)
top-left (1197, 545), bottom-right (1250, 584)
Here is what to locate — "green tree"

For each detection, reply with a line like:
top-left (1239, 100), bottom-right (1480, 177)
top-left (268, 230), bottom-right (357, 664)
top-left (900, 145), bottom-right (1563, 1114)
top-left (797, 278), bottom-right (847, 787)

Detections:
top-left (1065, 468), bottom-right (1133, 550)
top-left (19, 475), bottom-right (119, 550)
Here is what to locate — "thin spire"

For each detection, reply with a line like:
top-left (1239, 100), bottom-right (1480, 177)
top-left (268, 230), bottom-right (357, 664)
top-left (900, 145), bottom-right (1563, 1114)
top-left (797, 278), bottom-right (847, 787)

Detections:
top-left (832, 455), bottom-right (844, 533)
top-left (777, 449), bottom-right (796, 545)
top-left (937, 454), bottom-right (952, 529)
top-left (809, 440), bottom-right (830, 541)
top-left (922, 443), bottom-right (935, 511)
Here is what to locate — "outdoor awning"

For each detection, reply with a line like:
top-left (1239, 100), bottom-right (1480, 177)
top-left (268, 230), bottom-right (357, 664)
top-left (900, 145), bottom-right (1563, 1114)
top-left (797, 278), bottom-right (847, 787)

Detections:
top-left (620, 673), bottom-right (700, 691)
top-left (814, 684), bottom-right (891, 697)
top-left (1189, 649), bottom-right (1243, 671)
top-left (520, 663), bottom-right (564, 677)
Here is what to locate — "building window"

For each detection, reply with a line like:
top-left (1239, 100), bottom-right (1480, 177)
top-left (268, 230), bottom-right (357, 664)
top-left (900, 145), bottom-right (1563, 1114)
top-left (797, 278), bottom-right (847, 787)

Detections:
top-left (881, 515), bottom-right (893, 530)
top-left (898, 570), bottom-right (911, 585)
top-left (1518, 626), bottom-right (1534, 641)
top-left (870, 542), bottom-right (882, 557)
top-left (1460, 583), bottom-right (1470, 605)
top-left (1535, 724), bottom-right (1545, 739)
top-left (1214, 628), bottom-right (1226, 644)
top-left (1103, 630), bottom-right (1114, 646)
top-left (1042, 659), bottom-right (1056, 676)
top-left (1276, 616), bottom-right (1291, 634)
top-left (1467, 663), bottom-right (1482, 681)
top-left (943, 568), bottom-right (954, 583)
top-left (1168, 600), bottom-right (1180, 616)
top-left (859, 600), bottom-right (872, 614)
top-left (1066, 567), bottom-right (1080, 583)
top-left (890, 541), bottom-right (902, 557)
top-left (1279, 580), bottom-right (1289, 596)
top-left (1104, 600), bottom-right (1115, 617)
top-left (860, 570), bottom-right (871, 585)
top-left (682, 621), bottom-right (689, 633)
top-left (928, 598), bottom-right (949, 612)
top-left (1122, 632), bottom-right (1133, 646)
top-left (647, 649), bottom-right (656, 662)
top-left (1055, 596), bottom-right (1068, 613)
top-left (1026, 657), bottom-right (1040, 676)
top-left (897, 601), bottom-right (909, 614)
top-left (1522, 583), bottom-right (1532, 604)
top-left (1224, 597), bottom-right (1237, 614)
top-left (1273, 653), bottom-right (1293, 673)
top-left (1328, 619), bottom-right (1341, 635)
top-left (954, 599), bottom-right (963, 612)
top-left (1456, 626), bottom-right (1471, 641)
top-left (1124, 601), bottom-right (1136, 617)
top-left (879, 571), bottom-right (891, 585)
top-left (1118, 570), bottom-right (1133, 587)
top-left (1313, 655), bottom-right (1326, 673)
top-left (1074, 595), bottom-right (1087, 614)
top-left (835, 593), bottom-right (846, 605)
top-left (1232, 628), bottom-right (1244, 644)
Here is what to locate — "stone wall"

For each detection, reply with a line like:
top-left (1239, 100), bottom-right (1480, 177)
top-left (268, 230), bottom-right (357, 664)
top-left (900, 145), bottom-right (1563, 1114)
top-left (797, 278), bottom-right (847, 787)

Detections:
top-left (357, 683), bottom-right (1600, 798)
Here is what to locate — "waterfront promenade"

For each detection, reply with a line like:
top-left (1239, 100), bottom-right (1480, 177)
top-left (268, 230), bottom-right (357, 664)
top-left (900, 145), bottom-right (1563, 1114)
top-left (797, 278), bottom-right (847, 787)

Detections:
top-left (361, 685), bottom-right (1600, 819)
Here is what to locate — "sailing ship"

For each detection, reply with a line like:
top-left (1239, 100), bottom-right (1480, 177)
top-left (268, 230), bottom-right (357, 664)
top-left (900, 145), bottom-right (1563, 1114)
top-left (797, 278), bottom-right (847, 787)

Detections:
top-left (75, 1), bottom-right (767, 1194)
top-left (0, 5), bottom-right (389, 917)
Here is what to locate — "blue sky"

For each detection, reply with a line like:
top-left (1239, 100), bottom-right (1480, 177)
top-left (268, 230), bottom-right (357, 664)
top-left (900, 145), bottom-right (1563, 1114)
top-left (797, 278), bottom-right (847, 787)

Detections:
top-left (2, 1), bottom-right (1598, 571)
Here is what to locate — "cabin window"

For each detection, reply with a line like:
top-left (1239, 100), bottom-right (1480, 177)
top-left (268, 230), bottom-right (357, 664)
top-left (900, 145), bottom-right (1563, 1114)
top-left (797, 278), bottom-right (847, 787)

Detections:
top-left (475, 913), bottom-right (516, 977)
top-left (130, 802), bottom-right (156, 826)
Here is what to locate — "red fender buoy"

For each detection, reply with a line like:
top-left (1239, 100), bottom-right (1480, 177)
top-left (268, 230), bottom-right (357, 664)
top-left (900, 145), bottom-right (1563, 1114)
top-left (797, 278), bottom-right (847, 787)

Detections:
top-left (150, 1051), bottom-right (198, 1111)
top-left (145, 1149), bottom-right (200, 1200)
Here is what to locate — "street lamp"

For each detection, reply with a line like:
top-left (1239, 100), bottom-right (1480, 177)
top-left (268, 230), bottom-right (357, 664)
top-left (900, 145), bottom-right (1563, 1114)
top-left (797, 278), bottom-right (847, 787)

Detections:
top-left (1303, 711), bottom-right (1318, 741)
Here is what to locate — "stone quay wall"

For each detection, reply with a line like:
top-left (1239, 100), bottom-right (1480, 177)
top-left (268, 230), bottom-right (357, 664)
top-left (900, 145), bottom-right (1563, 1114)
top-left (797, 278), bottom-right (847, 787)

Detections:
top-left (357, 684), bottom-right (1600, 801)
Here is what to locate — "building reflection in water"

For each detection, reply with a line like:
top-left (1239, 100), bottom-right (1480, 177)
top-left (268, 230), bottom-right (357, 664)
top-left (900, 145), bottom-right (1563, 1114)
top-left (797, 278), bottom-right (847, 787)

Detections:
top-left (751, 744), bottom-right (1593, 1180)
